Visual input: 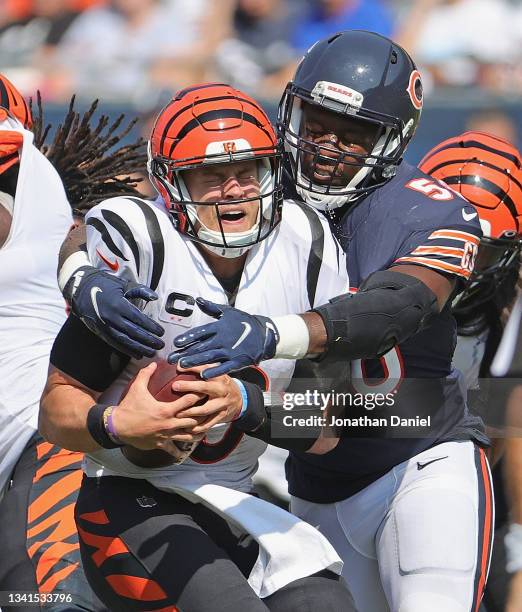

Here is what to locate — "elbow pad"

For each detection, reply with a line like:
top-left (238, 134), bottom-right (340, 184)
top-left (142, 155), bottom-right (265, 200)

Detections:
top-left (313, 270), bottom-right (438, 360)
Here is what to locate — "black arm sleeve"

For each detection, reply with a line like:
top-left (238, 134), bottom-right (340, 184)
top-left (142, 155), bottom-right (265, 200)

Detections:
top-left (50, 314), bottom-right (130, 392)
top-left (312, 269), bottom-right (439, 360)
top-left (232, 381), bottom-right (320, 452)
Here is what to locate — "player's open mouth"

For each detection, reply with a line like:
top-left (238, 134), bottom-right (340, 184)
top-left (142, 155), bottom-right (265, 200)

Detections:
top-left (314, 166), bottom-right (334, 179)
top-left (217, 207), bottom-right (247, 225)
top-left (313, 162), bottom-right (345, 182)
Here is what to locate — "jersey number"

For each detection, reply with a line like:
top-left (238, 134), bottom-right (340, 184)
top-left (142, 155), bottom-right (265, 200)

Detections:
top-left (350, 346), bottom-right (404, 396)
top-left (190, 426), bottom-right (244, 464)
top-left (461, 241), bottom-right (478, 273)
top-left (191, 367), bottom-right (269, 463)
top-left (406, 178), bottom-right (454, 201)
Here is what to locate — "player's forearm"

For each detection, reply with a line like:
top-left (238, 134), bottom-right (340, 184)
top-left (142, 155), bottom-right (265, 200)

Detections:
top-left (274, 270), bottom-right (438, 361)
top-left (57, 224), bottom-right (91, 292)
top-left (58, 223), bottom-right (87, 269)
top-left (39, 379), bottom-right (101, 453)
top-left (269, 311), bottom-right (327, 358)
top-left (302, 312), bottom-right (328, 355)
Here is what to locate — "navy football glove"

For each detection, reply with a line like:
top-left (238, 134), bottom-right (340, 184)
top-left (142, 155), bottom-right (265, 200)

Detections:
top-left (169, 298), bottom-right (279, 379)
top-left (64, 266), bottom-right (165, 359)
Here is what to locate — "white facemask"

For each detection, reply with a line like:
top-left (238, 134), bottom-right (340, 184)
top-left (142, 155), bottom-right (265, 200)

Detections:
top-left (184, 158), bottom-right (275, 258)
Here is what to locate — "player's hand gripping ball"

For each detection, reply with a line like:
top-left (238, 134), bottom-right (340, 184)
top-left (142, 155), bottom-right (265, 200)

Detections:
top-left (120, 360), bottom-right (206, 467)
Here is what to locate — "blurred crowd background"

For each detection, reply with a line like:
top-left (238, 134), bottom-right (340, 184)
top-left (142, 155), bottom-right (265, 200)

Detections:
top-left (2, 0), bottom-right (522, 164)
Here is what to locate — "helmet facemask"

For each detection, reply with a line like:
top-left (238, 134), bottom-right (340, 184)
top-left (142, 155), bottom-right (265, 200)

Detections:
top-left (149, 143), bottom-right (283, 258)
top-left (278, 85), bottom-right (414, 211)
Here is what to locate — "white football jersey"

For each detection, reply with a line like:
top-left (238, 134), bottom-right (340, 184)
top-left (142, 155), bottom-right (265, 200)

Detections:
top-left (0, 118), bottom-right (72, 496)
top-left (83, 196), bottom-right (348, 492)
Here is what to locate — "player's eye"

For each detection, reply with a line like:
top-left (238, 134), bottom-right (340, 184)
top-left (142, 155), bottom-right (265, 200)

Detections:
top-left (340, 138), bottom-right (360, 149)
top-left (203, 174), bottom-right (223, 185)
top-left (238, 173), bottom-right (257, 184)
top-left (340, 133), bottom-right (374, 152)
top-left (304, 124), bottom-right (323, 137)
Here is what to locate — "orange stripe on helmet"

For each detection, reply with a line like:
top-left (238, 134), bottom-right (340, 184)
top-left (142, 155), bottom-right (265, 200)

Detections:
top-left (36, 442), bottom-right (55, 460)
top-left (0, 73), bottom-right (32, 128)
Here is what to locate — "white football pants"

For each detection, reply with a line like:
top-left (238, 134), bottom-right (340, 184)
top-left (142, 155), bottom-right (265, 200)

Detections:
top-left (291, 441), bottom-right (494, 612)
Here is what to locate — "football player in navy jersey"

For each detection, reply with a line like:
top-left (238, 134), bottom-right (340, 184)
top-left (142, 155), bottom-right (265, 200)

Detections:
top-left (55, 31), bottom-right (494, 611)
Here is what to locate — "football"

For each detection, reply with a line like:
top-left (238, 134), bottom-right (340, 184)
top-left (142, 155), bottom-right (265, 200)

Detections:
top-left (119, 360), bottom-right (205, 468)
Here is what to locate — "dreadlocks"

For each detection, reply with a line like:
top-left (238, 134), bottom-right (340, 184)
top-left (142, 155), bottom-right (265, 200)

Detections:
top-left (30, 93), bottom-right (147, 217)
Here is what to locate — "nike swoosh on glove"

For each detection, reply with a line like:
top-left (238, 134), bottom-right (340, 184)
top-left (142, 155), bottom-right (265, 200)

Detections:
top-left (64, 266), bottom-right (165, 359)
top-left (168, 298), bottom-right (279, 379)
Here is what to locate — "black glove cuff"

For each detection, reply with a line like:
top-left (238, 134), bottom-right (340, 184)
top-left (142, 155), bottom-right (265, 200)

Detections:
top-left (87, 403), bottom-right (124, 449)
top-left (232, 381), bottom-right (266, 432)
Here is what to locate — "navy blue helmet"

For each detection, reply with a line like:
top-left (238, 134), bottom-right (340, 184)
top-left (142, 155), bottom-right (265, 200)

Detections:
top-left (278, 30), bottom-right (423, 211)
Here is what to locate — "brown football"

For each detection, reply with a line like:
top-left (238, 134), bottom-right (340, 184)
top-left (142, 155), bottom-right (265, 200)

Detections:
top-left (119, 360), bottom-right (205, 468)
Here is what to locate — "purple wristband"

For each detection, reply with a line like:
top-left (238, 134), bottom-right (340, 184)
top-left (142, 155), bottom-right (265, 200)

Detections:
top-left (104, 407), bottom-right (124, 446)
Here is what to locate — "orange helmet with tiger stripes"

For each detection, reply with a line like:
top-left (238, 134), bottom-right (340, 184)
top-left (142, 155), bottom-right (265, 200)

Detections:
top-left (419, 130), bottom-right (522, 314)
top-left (419, 130), bottom-right (522, 237)
top-left (148, 83), bottom-right (283, 257)
top-left (0, 73), bottom-right (32, 176)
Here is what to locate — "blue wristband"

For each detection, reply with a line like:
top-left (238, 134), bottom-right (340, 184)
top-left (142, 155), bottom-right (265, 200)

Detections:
top-left (233, 379), bottom-right (249, 419)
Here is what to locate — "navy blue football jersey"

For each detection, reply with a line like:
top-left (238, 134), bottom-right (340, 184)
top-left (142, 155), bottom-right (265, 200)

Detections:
top-left (286, 162), bottom-right (490, 503)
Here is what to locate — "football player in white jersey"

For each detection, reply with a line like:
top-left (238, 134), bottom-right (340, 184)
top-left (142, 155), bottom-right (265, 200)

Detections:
top-left (420, 131), bottom-right (522, 612)
top-left (0, 75), bottom-right (148, 611)
top-left (40, 84), bottom-right (355, 611)
top-left (0, 74), bottom-right (92, 609)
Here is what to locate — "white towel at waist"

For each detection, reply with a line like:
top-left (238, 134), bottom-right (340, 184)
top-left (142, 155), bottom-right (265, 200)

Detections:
top-left (149, 475), bottom-right (343, 598)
